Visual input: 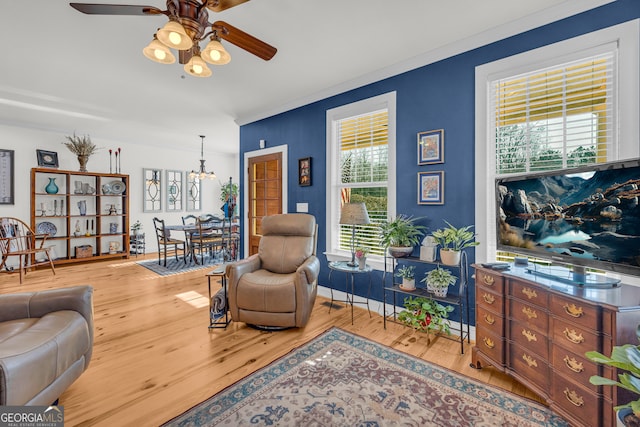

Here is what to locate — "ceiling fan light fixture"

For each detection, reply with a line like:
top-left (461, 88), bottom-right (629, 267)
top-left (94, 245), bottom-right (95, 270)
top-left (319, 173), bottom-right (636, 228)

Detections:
top-left (184, 54), bottom-right (212, 77)
top-left (157, 20), bottom-right (193, 50)
top-left (142, 36), bottom-right (176, 64)
top-left (202, 38), bottom-right (231, 65)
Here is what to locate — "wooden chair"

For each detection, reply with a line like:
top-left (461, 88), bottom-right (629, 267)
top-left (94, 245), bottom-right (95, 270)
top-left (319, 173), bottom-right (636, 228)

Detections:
top-left (152, 217), bottom-right (186, 267)
top-left (0, 217), bottom-right (56, 283)
top-left (189, 215), bottom-right (224, 265)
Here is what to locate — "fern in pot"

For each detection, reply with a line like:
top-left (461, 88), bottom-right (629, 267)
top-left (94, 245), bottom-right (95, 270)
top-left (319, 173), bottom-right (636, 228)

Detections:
top-left (378, 215), bottom-right (426, 258)
top-left (422, 266), bottom-right (457, 297)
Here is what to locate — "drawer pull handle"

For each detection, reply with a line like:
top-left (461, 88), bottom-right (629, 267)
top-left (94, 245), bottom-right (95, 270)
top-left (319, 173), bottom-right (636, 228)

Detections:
top-left (482, 275), bottom-right (495, 286)
top-left (522, 329), bottom-right (537, 342)
top-left (483, 337), bottom-right (495, 349)
top-left (563, 355), bottom-right (584, 373)
top-left (563, 328), bottom-right (585, 344)
top-left (483, 294), bottom-right (495, 304)
top-left (522, 288), bottom-right (537, 299)
top-left (522, 353), bottom-right (538, 368)
top-left (522, 307), bottom-right (538, 320)
top-left (563, 388), bottom-right (584, 407)
top-left (483, 314), bottom-right (495, 325)
top-left (563, 303), bottom-right (584, 318)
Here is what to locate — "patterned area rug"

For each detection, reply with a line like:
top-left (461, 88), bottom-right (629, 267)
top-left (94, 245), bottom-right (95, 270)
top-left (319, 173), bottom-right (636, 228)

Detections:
top-left (162, 328), bottom-right (569, 427)
top-left (137, 255), bottom-right (223, 276)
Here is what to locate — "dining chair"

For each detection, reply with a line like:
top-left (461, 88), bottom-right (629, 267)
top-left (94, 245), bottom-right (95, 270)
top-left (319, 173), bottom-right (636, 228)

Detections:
top-left (152, 217), bottom-right (186, 267)
top-left (190, 216), bottom-right (224, 264)
top-left (0, 217), bottom-right (56, 283)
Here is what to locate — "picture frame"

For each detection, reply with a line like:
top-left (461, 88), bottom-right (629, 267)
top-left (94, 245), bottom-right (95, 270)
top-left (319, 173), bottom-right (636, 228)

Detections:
top-left (417, 129), bottom-right (444, 165)
top-left (418, 171), bottom-right (444, 205)
top-left (165, 170), bottom-right (183, 212)
top-left (298, 157), bottom-right (311, 186)
top-left (36, 149), bottom-right (59, 168)
top-left (0, 149), bottom-right (14, 205)
top-left (143, 168), bottom-right (163, 212)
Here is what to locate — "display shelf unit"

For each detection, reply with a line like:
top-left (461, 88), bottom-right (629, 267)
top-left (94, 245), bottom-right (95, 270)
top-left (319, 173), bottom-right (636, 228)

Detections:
top-left (382, 251), bottom-right (470, 354)
top-left (31, 168), bottom-right (130, 264)
top-left (129, 233), bottom-right (146, 256)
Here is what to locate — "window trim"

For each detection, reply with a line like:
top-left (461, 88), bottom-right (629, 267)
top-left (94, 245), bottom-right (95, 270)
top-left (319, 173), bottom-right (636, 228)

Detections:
top-left (475, 19), bottom-right (639, 266)
top-left (325, 91), bottom-right (397, 271)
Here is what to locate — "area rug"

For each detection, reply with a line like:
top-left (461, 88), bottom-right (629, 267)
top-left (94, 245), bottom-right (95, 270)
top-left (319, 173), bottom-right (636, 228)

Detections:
top-left (137, 255), bottom-right (224, 276)
top-left (162, 327), bottom-right (569, 427)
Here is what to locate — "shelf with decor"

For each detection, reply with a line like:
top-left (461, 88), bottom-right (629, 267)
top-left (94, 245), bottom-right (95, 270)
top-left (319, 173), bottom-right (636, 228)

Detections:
top-left (30, 168), bottom-right (130, 264)
top-left (382, 251), bottom-right (470, 354)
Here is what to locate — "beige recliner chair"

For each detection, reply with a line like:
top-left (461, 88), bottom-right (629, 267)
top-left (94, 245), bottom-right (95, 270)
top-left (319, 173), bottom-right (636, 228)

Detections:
top-left (226, 214), bottom-right (319, 329)
top-left (0, 286), bottom-right (94, 405)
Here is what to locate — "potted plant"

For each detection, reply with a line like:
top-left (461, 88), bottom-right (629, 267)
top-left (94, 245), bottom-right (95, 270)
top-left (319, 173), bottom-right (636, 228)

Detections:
top-left (398, 296), bottom-right (454, 338)
top-left (422, 266), bottom-right (457, 297)
top-left (62, 133), bottom-right (98, 172)
top-left (431, 221), bottom-right (479, 265)
top-left (395, 265), bottom-right (416, 291)
top-left (355, 246), bottom-right (369, 270)
top-left (131, 220), bottom-right (143, 236)
top-left (587, 325), bottom-right (640, 426)
top-left (378, 215), bottom-right (427, 258)
top-left (220, 179), bottom-right (239, 218)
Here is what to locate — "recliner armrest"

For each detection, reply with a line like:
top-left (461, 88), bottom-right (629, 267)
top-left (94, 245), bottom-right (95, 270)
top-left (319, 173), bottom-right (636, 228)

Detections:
top-left (226, 254), bottom-right (261, 289)
top-left (297, 256), bottom-right (320, 284)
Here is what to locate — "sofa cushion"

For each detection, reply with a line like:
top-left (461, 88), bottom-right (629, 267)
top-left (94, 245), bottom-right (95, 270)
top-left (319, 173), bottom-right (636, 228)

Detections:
top-left (0, 311), bottom-right (90, 405)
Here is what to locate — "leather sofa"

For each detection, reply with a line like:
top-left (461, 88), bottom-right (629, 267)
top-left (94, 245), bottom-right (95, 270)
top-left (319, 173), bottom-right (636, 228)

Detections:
top-left (0, 285), bottom-right (94, 405)
top-left (227, 213), bottom-right (319, 328)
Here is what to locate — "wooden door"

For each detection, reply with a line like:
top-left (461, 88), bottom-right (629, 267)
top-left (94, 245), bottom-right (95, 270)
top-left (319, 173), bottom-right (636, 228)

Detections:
top-left (248, 153), bottom-right (282, 255)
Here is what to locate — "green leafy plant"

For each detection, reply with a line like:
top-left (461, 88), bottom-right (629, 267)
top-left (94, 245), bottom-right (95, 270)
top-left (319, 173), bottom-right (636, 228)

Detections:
top-left (431, 221), bottom-right (479, 251)
top-left (422, 266), bottom-right (457, 289)
top-left (395, 265), bottom-right (415, 280)
top-left (398, 296), bottom-right (453, 335)
top-left (62, 133), bottom-right (98, 156)
top-left (220, 180), bottom-right (239, 203)
top-left (131, 220), bottom-right (143, 235)
top-left (378, 215), bottom-right (427, 248)
top-left (587, 325), bottom-right (640, 422)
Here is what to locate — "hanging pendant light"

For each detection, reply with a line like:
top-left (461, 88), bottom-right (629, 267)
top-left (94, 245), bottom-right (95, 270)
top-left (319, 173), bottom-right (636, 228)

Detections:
top-left (189, 135), bottom-right (216, 180)
top-left (143, 35), bottom-right (176, 64)
top-left (202, 35), bottom-right (231, 65)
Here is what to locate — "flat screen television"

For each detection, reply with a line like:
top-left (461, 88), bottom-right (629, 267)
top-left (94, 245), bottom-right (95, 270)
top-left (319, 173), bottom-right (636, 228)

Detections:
top-left (496, 158), bottom-right (640, 286)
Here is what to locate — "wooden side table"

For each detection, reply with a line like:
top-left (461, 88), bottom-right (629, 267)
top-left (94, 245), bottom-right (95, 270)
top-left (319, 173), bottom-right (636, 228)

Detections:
top-left (328, 260), bottom-right (372, 325)
top-left (206, 266), bottom-right (230, 329)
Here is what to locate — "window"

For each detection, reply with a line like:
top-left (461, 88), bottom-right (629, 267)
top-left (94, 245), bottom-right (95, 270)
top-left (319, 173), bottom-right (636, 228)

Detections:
top-left (326, 92), bottom-right (396, 269)
top-left (475, 20), bottom-right (639, 264)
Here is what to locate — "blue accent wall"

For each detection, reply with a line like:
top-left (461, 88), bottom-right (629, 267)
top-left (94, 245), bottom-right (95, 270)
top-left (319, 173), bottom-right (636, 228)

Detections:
top-left (239, 1), bottom-right (639, 325)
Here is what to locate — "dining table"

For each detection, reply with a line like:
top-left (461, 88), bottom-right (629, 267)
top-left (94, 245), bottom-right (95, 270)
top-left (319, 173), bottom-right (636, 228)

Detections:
top-left (165, 217), bottom-right (239, 264)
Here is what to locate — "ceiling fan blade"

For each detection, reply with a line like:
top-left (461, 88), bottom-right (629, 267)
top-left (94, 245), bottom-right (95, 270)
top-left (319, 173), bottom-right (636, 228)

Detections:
top-left (205, 0), bottom-right (250, 13)
top-left (213, 21), bottom-right (277, 61)
top-left (70, 3), bottom-right (163, 15)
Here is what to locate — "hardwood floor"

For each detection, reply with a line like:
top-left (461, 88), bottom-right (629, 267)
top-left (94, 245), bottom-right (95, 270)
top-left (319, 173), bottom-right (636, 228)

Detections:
top-left (0, 255), bottom-right (542, 426)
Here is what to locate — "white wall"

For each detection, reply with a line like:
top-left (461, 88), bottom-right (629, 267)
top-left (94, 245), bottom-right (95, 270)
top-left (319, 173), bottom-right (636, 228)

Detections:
top-left (0, 124), bottom-right (238, 253)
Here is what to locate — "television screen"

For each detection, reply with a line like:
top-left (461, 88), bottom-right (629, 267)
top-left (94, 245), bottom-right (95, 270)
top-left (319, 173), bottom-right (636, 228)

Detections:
top-left (496, 158), bottom-right (640, 278)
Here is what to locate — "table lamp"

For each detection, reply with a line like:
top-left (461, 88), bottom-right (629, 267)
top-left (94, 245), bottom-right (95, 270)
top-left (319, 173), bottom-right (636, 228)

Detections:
top-left (340, 202), bottom-right (371, 267)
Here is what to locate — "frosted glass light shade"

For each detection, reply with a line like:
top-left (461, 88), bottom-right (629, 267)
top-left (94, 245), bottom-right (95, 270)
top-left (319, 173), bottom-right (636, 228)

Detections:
top-left (202, 38), bottom-right (231, 65)
top-left (142, 38), bottom-right (176, 64)
top-left (157, 20), bottom-right (193, 50)
top-left (184, 54), bottom-right (212, 77)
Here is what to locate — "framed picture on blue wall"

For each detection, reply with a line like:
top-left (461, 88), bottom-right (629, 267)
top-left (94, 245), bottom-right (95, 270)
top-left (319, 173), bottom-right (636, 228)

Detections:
top-left (298, 157), bottom-right (311, 186)
top-left (417, 129), bottom-right (444, 165)
top-left (418, 171), bottom-right (444, 205)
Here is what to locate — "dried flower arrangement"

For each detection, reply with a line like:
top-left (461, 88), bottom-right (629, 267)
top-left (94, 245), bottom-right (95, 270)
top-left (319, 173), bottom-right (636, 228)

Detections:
top-left (62, 133), bottom-right (98, 156)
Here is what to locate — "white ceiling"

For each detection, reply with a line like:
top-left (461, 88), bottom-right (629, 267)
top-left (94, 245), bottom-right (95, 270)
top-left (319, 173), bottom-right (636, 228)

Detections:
top-left (0, 1), bottom-right (611, 155)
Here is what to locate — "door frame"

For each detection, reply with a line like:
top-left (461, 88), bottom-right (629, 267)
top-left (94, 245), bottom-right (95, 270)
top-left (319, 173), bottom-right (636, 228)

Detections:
top-left (243, 144), bottom-right (288, 259)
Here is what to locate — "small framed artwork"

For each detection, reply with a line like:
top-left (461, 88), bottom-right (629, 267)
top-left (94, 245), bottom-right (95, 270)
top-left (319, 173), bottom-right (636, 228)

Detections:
top-left (298, 157), bottom-right (311, 186)
top-left (36, 150), bottom-right (59, 168)
top-left (417, 129), bottom-right (444, 165)
top-left (418, 171), bottom-right (444, 205)
top-left (0, 149), bottom-right (14, 204)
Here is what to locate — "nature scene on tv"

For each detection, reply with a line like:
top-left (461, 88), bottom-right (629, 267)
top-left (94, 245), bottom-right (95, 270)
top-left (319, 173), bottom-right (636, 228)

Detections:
top-left (497, 166), bottom-right (640, 268)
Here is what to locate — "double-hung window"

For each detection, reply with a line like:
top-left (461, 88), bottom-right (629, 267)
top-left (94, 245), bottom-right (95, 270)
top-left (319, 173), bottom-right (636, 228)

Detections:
top-left (326, 92), bottom-right (396, 269)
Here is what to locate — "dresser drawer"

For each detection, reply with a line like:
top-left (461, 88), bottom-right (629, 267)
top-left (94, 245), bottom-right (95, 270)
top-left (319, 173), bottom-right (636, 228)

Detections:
top-left (553, 317), bottom-right (599, 354)
top-left (477, 288), bottom-right (503, 313)
top-left (476, 305), bottom-right (504, 335)
top-left (476, 328), bottom-right (505, 365)
top-left (509, 297), bottom-right (549, 333)
top-left (509, 343), bottom-right (549, 391)
top-left (550, 293), bottom-right (599, 330)
top-left (476, 269), bottom-right (504, 293)
top-left (551, 346), bottom-right (599, 393)
top-left (552, 373), bottom-right (601, 427)
top-left (509, 281), bottom-right (548, 309)
top-left (509, 320), bottom-right (549, 359)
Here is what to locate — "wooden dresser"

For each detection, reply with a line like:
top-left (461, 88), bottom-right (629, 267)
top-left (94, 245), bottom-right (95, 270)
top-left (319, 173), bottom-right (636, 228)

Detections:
top-left (472, 264), bottom-right (640, 427)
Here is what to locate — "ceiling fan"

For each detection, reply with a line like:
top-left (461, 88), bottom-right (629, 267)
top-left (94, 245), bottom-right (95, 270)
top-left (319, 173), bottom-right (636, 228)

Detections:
top-left (70, 1), bottom-right (277, 77)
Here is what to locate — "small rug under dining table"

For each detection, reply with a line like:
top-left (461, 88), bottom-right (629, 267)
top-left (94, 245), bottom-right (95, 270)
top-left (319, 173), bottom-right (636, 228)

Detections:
top-left (162, 327), bottom-right (569, 427)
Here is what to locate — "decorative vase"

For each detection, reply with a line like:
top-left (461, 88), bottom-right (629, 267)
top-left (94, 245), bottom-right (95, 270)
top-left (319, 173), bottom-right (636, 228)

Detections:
top-left (78, 200), bottom-right (87, 216)
top-left (357, 257), bottom-right (367, 270)
top-left (77, 155), bottom-right (89, 172)
top-left (45, 178), bottom-right (59, 194)
top-left (74, 181), bottom-right (84, 194)
top-left (440, 249), bottom-right (461, 266)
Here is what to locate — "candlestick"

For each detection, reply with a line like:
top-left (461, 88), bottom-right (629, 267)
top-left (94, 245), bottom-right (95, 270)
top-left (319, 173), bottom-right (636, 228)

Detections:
top-left (109, 149), bottom-right (113, 174)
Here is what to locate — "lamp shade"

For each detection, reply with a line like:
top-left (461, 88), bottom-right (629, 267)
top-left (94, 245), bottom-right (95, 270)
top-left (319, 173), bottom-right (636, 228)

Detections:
top-left (184, 54), bottom-right (212, 77)
top-left (340, 203), bottom-right (370, 225)
top-left (143, 37), bottom-right (176, 64)
top-left (157, 20), bottom-right (193, 50)
top-left (202, 38), bottom-right (231, 65)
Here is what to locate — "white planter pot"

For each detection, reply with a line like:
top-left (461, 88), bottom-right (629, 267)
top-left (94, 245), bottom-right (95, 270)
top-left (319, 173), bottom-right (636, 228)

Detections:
top-left (439, 249), bottom-right (461, 266)
top-left (420, 246), bottom-right (437, 262)
top-left (400, 278), bottom-right (415, 291)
